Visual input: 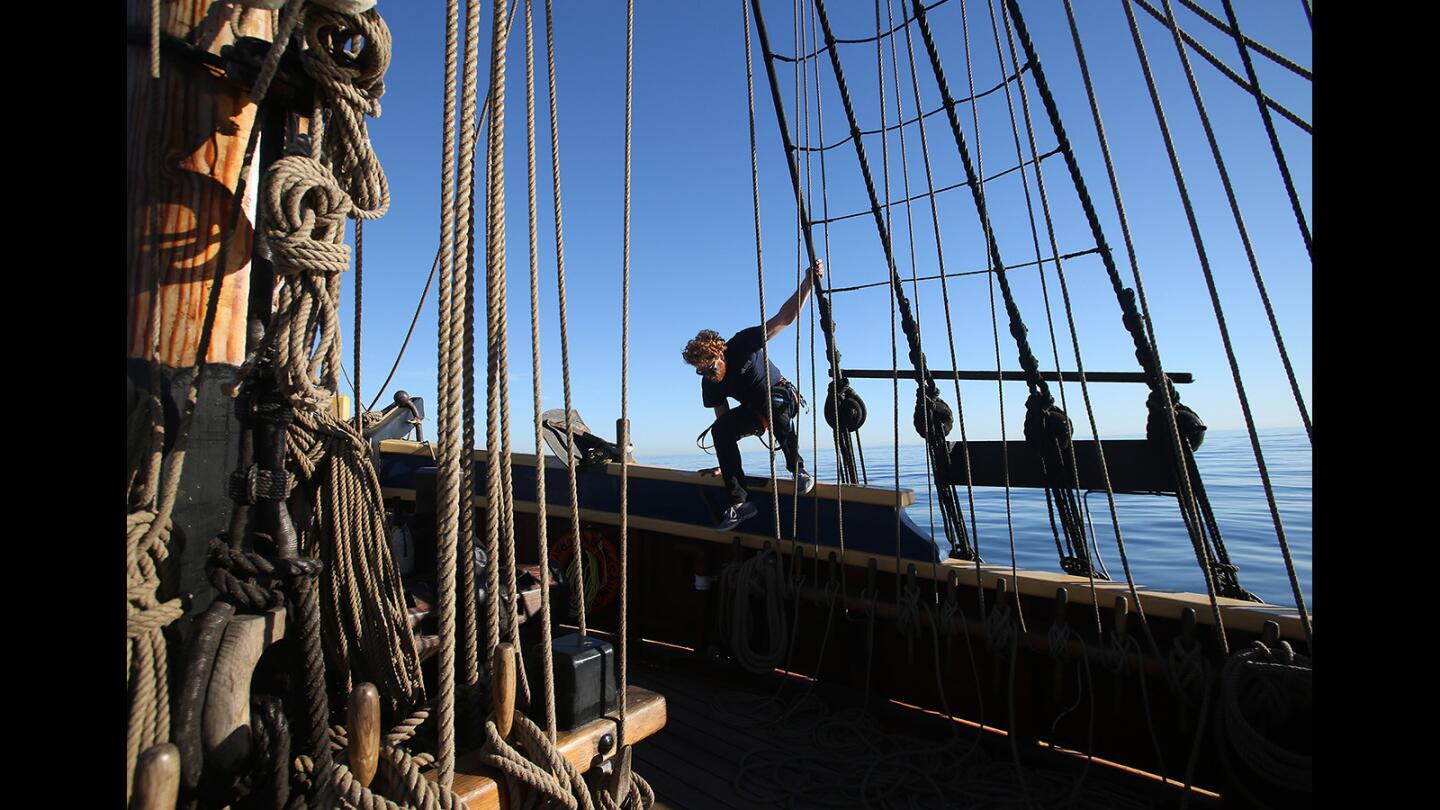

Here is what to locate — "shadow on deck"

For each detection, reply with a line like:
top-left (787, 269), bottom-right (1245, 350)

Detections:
top-left (628, 641), bottom-right (1220, 810)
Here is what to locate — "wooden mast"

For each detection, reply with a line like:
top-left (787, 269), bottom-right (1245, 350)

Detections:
top-left (126, 0), bottom-right (279, 636)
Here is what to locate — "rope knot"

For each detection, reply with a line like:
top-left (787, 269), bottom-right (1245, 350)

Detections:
top-left (127, 598), bottom-right (185, 638)
top-left (301, 7), bottom-right (392, 218)
top-left (1047, 618), bottom-right (1074, 663)
top-left (270, 234), bottom-right (352, 276)
top-left (1165, 636), bottom-right (1209, 705)
top-left (263, 155), bottom-right (353, 406)
top-left (895, 582), bottom-right (921, 637)
top-left (938, 598), bottom-right (960, 636)
top-left (1105, 630), bottom-right (1136, 675)
top-left (984, 599), bottom-right (1015, 654)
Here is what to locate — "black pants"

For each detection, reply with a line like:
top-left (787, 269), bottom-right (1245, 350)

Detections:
top-left (711, 388), bottom-right (802, 506)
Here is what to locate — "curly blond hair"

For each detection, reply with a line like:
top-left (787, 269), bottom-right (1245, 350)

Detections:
top-left (682, 329), bottom-right (726, 366)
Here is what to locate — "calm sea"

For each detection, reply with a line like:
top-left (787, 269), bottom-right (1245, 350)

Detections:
top-left (642, 427), bottom-right (1312, 610)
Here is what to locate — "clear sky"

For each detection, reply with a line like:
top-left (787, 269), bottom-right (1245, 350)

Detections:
top-left (343, 0), bottom-right (1311, 460)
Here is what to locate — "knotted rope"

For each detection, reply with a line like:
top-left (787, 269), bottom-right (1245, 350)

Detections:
top-left (477, 714), bottom-right (653, 810)
top-left (263, 154), bottom-right (351, 409)
top-left (207, 536), bottom-right (288, 611)
top-left (126, 510), bottom-right (184, 797)
top-left (301, 7), bottom-right (391, 219)
top-left (291, 740), bottom-right (465, 810)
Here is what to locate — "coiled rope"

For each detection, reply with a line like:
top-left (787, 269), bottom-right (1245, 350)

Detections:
top-left (1216, 640), bottom-right (1311, 797)
top-left (301, 7), bottom-right (391, 219)
top-left (719, 549), bottom-right (790, 674)
top-left (286, 406), bottom-right (426, 712)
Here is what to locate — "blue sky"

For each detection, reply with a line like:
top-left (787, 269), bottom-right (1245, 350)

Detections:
top-left (344, 0), bottom-right (1311, 459)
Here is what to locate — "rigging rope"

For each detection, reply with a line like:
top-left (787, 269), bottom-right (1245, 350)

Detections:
top-left (998, 0), bottom-right (1258, 639)
top-left (813, 0), bottom-right (985, 561)
top-left (747, 0), bottom-right (863, 486)
top-left (544, 0), bottom-right (590, 639)
top-left (366, 0), bottom-right (519, 413)
top-left (801, 0), bottom-right (862, 602)
top-left (1127, 0), bottom-right (1312, 135)
top-left (433, 0), bottom-right (465, 786)
top-left (1150, 0), bottom-right (1311, 637)
top-left (741, 0), bottom-right (782, 550)
top-left (790, 67), bottom-right (1027, 155)
top-left (907, 0), bottom-right (1096, 577)
top-left (522, 0), bottom-right (559, 742)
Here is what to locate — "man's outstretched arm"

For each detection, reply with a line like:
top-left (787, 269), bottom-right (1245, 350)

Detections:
top-left (764, 260), bottom-right (825, 340)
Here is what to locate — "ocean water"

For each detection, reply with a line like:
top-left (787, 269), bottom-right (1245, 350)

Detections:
top-left (643, 427), bottom-right (1312, 610)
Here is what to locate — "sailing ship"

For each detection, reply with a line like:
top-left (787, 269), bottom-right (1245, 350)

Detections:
top-left (126, 1), bottom-right (1311, 808)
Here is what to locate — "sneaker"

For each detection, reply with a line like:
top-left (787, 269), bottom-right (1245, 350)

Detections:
top-left (716, 500), bottom-right (759, 532)
top-left (795, 468), bottom-right (815, 496)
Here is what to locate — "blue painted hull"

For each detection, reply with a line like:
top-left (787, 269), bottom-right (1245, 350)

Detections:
top-left (376, 447), bottom-right (939, 563)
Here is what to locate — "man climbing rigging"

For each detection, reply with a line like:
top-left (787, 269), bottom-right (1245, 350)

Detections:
top-left (682, 260), bottom-right (823, 531)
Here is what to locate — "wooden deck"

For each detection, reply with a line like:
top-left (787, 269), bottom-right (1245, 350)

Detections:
top-left (628, 643), bottom-right (1220, 809)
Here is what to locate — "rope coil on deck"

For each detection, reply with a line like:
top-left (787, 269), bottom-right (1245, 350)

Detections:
top-left (720, 549), bottom-right (790, 675)
top-left (1216, 641), bottom-right (1311, 795)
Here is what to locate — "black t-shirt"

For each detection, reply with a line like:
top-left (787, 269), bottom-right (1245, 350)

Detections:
top-left (701, 326), bottom-right (784, 412)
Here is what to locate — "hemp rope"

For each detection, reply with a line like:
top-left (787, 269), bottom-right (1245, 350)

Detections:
top-left (891, 0), bottom-right (986, 580)
top-left (993, 0), bottom-right (1122, 600)
top-left (477, 713), bottom-right (655, 810)
top-left (978, 0), bottom-right (1102, 589)
top-left (286, 406), bottom-right (426, 713)
top-left (480, 0), bottom-right (507, 669)
top-left (353, 219), bottom-right (363, 431)
top-left (434, 0), bottom-right (465, 787)
top-left (365, 0), bottom-right (519, 414)
top-left (612, 2), bottom-right (652, 804)
top-left (258, 130), bottom-right (424, 713)
top-left (523, 0), bottom-right (559, 740)
top-left (740, 0), bottom-right (783, 554)
top-left (542, 0), bottom-right (588, 639)
top-left (1124, 0), bottom-right (1302, 648)
top-left (263, 154), bottom-right (350, 408)
top-left (747, 0), bottom-right (861, 487)
top-left (800, 0), bottom-right (860, 601)
top-left (126, 510), bottom-right (184, 798)
top-left (476, 2), bottom-right (595, 804)
top-left (1216, 642), bottom-right (1311, 795)
top-left (461, 0), bottom-right (522, 705)
top-left (125, 0), bottom-right (293, 784)
top-left (1127, 0), bottom-right (1312, 134)
top-left (721, 549), bottom-right (790, 674)
top-left (1151, 0), bottom-right (1312, 642)
top-left (300, 7), bottom-right (391, 219)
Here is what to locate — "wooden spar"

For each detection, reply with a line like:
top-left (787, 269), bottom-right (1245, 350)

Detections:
top-left (126, 0), bottom-right (278, 368)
